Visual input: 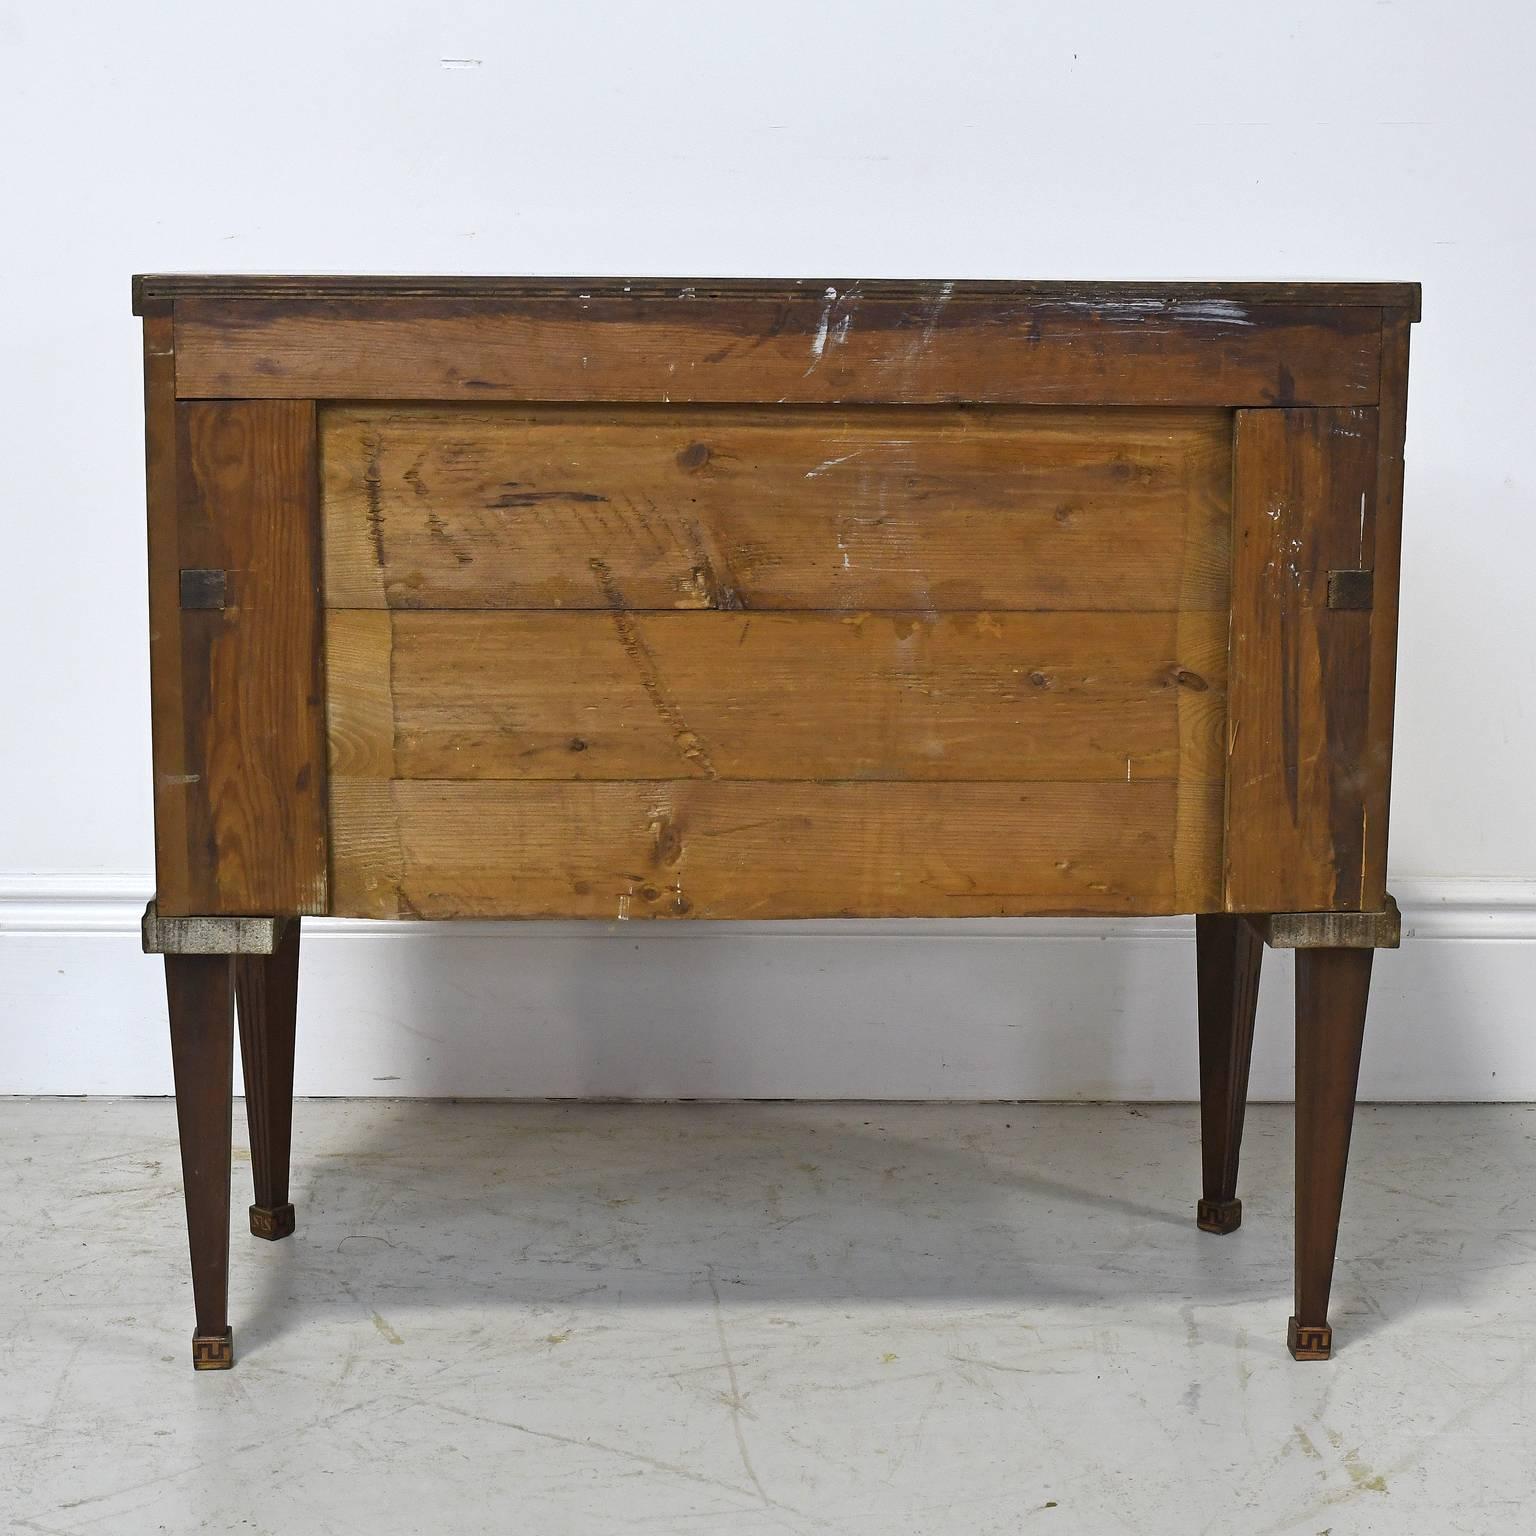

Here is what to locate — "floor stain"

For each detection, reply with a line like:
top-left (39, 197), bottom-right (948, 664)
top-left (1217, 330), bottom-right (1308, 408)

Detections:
top-left (370, 1311), bottom-right (403, 1345)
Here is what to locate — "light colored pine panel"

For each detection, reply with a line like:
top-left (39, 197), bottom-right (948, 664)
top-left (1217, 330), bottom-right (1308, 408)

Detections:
top-left (328, 779), bottom-right (1223, 920)
top-left (320, 404), bottom-right (1232, 612)
top-left (324, 609), bottom-right (395, 779)
top-left (324, 609), bottom-right (1228, 784)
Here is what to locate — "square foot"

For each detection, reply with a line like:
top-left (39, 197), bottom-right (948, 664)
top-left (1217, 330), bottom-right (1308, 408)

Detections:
top-left (1197, 1197), bottom-right (1242, 1234)
top-left (250, 1202), bottom-right (296, 1241)
top-left (1287, 1317), bottom-right (1333, 1361)
top-left (191, 1327), bottom-right (234, 1370)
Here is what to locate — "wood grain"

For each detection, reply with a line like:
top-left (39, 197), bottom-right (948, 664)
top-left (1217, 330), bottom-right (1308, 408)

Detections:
top-left (328, 778), bottom-right (1224, 920)
top-left (1292, 946), bottom-right (1374, 1360)
top-left (1196, 913), bottom-right (1264, 1232)
top-left (1360, 309), bottom-right (1413, 906)
top-left (324, 609), bottom-right (1228, 784)
top-left (134, 274), bottom-right (1423, 318)
top-left (235, 919), bottom-right (300, 1239)
top-left (143, 309), bottom-right (194, 909)
top-left (174, 292), bottom-right (1382, 406)
top-left (171, 401), bottom-right (328, 915)
top-left (165, 953), bottom-right (235, 1355)
top-left (320, 404), bottom-right (1232, 612)
top-left (1223, 408), bottom-right (1378, 912)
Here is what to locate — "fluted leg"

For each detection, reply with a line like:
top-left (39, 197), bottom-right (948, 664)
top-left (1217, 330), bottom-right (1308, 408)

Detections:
top-left (236, 919), bottom-right (301, 1241)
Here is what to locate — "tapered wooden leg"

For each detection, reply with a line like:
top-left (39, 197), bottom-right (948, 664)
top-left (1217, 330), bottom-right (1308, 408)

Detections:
top-left (1195, 914), bottom-right (1264, 1233)
top-left (236, 919), bottom-right (300, 1241)
top-left (1290, 947), bottom-right (1373, 1361)
top-left (166, 954), bottom-right (236, 1370)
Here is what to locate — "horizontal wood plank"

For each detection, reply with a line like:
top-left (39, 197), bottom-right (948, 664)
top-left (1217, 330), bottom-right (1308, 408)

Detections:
top-left (176, 293), bottom-right (1381, 406)
top-left (328, 779), bottom-right (1224, 919)
top-left (324, 609), bottom-right (1228, 783)
top-left (321, 404), bottom-right (1232, 612)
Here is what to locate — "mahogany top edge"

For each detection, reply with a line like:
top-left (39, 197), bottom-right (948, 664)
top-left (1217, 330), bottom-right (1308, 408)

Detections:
top-left (132, 274), bottom-right (1422, 321)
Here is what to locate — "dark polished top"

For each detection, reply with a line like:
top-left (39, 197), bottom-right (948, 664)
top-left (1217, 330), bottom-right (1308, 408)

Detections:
top-left (132, 274), bottom-right (1422, 320)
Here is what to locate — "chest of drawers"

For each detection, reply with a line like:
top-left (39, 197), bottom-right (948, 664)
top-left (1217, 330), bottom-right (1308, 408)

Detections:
top-left (133, 274), bottom-right (1416, 1368)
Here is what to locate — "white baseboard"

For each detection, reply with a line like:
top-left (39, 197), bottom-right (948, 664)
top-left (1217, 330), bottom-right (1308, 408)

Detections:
top-left (3, 875), bottom-right (1534, 1100)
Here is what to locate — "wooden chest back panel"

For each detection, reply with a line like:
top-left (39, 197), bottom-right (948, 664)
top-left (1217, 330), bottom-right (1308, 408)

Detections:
top-left (322, 403), bottom-right (1230, 919)
top-left (321, 404), bottom-right (1231, 612)
top-left (137, 278), bottom-right (1415, 922)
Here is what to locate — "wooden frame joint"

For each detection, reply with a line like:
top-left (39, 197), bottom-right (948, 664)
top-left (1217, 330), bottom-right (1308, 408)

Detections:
top-left (1244, 894), bottom-right (1401, 951)
top-left (141, 901), bottom-right (288, 956)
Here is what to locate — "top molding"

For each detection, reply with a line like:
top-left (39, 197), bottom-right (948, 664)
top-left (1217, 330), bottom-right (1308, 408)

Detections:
top-left (132, 274), bottom-right (1422, 322)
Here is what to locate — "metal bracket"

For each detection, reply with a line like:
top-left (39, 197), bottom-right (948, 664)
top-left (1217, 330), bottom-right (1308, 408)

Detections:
top-left (141, 901), bottom-right (287, 956)
top-left (1244, 894), bottom-right (1401, 951)
top-left (179, 569), bottom-right (228, 610)
top-left (1326, 569), bottom-right (1374, 610)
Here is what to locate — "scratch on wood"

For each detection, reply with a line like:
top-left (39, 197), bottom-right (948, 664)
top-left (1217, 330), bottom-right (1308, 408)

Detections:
top-left (589, 558), bottom-right (718, 776)
top-left (804, 286), bottom-right (838, 376)
top-left (802, 286), bottom-right (858, 377)
top-left (922, 280), bottom-right (956, 349)
top-left (680, 522), bottom-right (746, 611)
top-left (805, 452), bottom-right (859, 479)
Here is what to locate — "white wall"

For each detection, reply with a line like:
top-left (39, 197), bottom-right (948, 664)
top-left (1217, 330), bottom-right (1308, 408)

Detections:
top-left (2, 1), bottom-right (1533, 1097)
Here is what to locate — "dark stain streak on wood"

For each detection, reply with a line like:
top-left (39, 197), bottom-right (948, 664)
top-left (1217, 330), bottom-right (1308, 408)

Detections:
top-left (1315, 616), bottom-right (1369, 906)
top-left (587, 559), bottom-right (718, 778)
top-left (489, 487), bottom-right (610, 508)
top-left (1279, 602), bottom-right (1301, 822)
top-left (362, 433), bottom-right (387, 572)
top-left (681, 521), bottom-right (747, 612)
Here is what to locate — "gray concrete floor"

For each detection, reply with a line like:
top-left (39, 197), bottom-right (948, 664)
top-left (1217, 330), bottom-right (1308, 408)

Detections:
top-left (2, 1100), bottom-right (1533, 1535)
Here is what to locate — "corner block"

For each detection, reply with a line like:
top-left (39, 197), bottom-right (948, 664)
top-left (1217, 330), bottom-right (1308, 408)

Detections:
top-left (142, 901), bottom-right (288, 957)
top-left (1245, 894), bottom-right (1400, 951)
